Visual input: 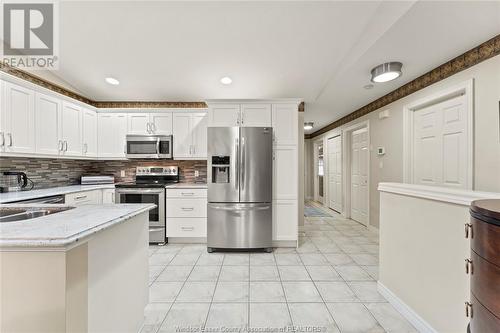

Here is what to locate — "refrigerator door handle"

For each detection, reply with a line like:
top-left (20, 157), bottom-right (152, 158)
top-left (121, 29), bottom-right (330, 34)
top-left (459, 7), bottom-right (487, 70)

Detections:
top-left (209, 204), bottom-right (270, 211)
top-left (234, 137), bottom-right (239, 191)
top-left (241, 136), bottom-right (245, 191)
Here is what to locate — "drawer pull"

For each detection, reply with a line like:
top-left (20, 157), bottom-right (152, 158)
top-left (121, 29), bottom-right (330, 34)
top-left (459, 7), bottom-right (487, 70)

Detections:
top-left (181, 207), bottom-right (194, 211)
top-left (465, 302), bottom-right (473, 318)
top-left (181, 192), bottom-right (195, 196)
top-left (465, 223), bottom-right (473, 239)
top-left (465, 259), bottom-right (473, 274)
top-left (181, 226), bottom-right (194, 231)
top-left (74, 195), bottom-right (88, 200)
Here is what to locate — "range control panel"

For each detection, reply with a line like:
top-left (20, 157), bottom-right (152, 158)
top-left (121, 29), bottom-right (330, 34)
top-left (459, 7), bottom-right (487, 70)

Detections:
top-left (136, 166), bottom-right (178, 176)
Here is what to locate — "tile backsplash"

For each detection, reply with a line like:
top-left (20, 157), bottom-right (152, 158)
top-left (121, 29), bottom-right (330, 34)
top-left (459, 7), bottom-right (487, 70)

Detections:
top-left (0, 157), bottom-right (207, 189)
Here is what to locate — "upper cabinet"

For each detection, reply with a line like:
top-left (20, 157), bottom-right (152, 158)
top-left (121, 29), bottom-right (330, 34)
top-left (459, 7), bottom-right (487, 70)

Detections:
top-left (82, 108), bottom-right (98, 157)
top-left (98, 113), bottom-right (127, 159)
top-left (272, 104), bottom-right (298, 145)
top-left (1, 81), bottom-right (35, 154)
top-left (60, 102), bottom-right (83, 157)
top-left (207, 103), bottom-right (272, 127)
top-left (173, 112), bottom-right (207, 159)
top-left (35, 92), bottom-right (61, 156)
top-left (127, 112), bottom-right (172, 135)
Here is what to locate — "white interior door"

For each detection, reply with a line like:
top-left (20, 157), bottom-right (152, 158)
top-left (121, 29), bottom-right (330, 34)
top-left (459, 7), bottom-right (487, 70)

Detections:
top-left (413, 95), bottom-right (468, 188)
top-left (350, 127), bottom-right (368, 225)
top-left (327, 135), bottom-right (342, 213)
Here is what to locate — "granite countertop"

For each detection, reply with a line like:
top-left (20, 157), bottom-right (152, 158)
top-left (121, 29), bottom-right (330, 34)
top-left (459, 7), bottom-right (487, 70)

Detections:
top-left (165, 183), bottom-right (208, 189)
top-left (0, 184), bottom-right (116, 204)
top-left (0, 203), bottom-right (155, 248)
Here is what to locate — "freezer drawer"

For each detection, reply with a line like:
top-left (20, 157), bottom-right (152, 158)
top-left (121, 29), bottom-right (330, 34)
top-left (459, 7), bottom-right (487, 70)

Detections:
top-left (207, 203), bottom-right (272, 249)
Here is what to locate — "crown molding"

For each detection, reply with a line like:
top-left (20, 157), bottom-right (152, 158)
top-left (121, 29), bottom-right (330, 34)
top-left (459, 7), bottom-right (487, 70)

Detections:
top-left (309, 34), bottom-right (500, 138)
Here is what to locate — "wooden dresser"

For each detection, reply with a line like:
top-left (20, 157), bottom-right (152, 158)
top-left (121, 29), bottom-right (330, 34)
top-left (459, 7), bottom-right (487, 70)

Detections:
top-left (467, 199), bottom-right (500, 332)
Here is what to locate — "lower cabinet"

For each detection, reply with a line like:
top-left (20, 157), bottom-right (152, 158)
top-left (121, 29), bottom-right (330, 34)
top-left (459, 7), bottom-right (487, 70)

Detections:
top-left (166, 188), bottom-right (207, 238)
top-left (65, 190), bottom-right (102, 206)
top-left (102, 189), bottom-right (116, 204)
top-left (273, 199), bottom-right (298, 241)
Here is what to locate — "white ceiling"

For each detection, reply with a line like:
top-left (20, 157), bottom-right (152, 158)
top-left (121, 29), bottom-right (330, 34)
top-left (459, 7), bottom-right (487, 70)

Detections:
top-left (23, 1), bottom-right (500, 134)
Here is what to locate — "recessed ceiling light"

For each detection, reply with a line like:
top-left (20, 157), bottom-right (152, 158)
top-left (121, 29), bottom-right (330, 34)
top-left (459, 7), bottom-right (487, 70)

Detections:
top-left (304, 122), bottom-right (314, 130)
top-left (220, 76), bottom-right (232, 85)
top-left (371, 62), bottom-right (402, 83)
top-left (105, 77), bottom-right (120, 85)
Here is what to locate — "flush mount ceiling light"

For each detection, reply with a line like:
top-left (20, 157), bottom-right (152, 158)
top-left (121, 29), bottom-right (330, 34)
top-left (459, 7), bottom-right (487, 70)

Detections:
top-left (220, 76), bottom-right (232, 85)
top-left (304, 122), bottom-right (314, 130)
top-left (105, 77), bottom-right (120, 85)
top-left (370, 62), bottom-right (402, 83)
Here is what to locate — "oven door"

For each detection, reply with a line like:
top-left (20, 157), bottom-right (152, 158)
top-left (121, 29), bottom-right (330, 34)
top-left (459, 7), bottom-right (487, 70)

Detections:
top-left (116, 188), bottom-right (165, 243)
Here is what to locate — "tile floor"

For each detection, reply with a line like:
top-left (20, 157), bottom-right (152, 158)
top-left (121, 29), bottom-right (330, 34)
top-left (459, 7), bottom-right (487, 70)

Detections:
top-left (143, 203), bottom-right (417, 333)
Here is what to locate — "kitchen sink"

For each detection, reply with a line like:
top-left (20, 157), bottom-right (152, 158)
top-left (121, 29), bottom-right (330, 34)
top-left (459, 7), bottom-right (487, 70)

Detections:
top-left (0, 207), bottom-right (75, 222)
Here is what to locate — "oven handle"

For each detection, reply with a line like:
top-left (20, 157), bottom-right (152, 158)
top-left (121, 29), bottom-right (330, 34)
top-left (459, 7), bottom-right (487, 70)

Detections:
top-left (156, 137), bottom-right (160, 155)
top-left (115, 189), bottom-right (165, 194)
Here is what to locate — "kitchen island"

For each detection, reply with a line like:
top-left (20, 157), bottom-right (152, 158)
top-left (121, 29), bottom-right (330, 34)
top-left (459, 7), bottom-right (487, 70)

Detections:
top-left (0, 203), bottom-right (155, 333)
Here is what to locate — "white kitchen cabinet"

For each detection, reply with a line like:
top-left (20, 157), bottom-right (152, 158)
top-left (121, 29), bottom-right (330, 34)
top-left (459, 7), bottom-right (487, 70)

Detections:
top-left (241, 104), bottom-right (272, 127)
top-left (65, 190), bottom-right (102, 206)
top-left (127, 112), bottom-right (173, 135)
top-left (35, 92), bottom-right (61, 155)
top-left (98, 113), bottom-right (127, 158)
top-left (273, 200), bottom-right (298, 241)
top-left (166, 188), bottom-right (207, 238)
top-left (208, 104), bottom-right (240, 127)
top-left (273, 146), bottom-right (298, 200)
top-left (1, 81), bottom-right (35, 154)
top-left (82, 108), bottom-right (98, 157)
top-left (272, 104), bottom-right (298, 145)
top-left (102, 188), bottom-right (116, 204)
top-left (173, 113), bottom-right (207, 159)
top-left (60, 102), bottom-right (82, 157)
top-left (150, 113), bottom-right (172, 135)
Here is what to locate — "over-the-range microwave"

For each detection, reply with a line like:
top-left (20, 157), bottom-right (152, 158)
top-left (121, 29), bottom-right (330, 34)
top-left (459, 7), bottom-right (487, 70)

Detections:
top-left (125, 135), bottom-right (172, 159)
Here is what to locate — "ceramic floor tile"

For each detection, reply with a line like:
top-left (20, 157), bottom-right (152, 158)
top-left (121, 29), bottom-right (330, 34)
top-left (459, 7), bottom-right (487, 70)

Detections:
top-left (156, 266), bottom-right (193, 282)
top-left (299, 253), bottom-right (329, 265)
top-left (206, 303), bottom-right (248, 328)
top-left (149, 265), bottom-right (165, 282)
top-left (306, 265), bottom-right (342, 281)
top-left (278, 265), bottom-right (311, 281)
top-left (149, 253), bottom-right (175, 266)
top-left (275, 253), bottom-right (302, 265)
top-left (249, 282), bottom-right (286, 302)
top-left (349, 254), bottom-right (379, 265)
top-left (324, 253), bottom-right (354, 266)
top-left (197, 253), bottom-right (225, 266)
top-left (213, 281), bottom-right (249, 302)
top-left (315, 281), bottom-right (358, 302)
top-left (361, 265), bottom-right (379, 280)
top-left (149, 282), bottom-right (184, 302)
top-left (348, 282), bottom-right (386, 302)
top-left (250, 253), bottom-right (276, 265)
top-left (143, 302), bottom-right (172, 326)
top-left (282, 281), bottom-right (322, 302)
top-left (327, 303), bottom-right (384, 333)
top-left (365, 303), bottom-right (417, 332)
top-left (249, 303), bottom-right (292, 328)
top-left (188, 265), bottom-right (221, 281)
top-left (158, 303), bottom-right (210, 333)
top-left (288, 303), bottom-right (339, 333)
top-left (224, 253), bottom-right (250, 265)
top-left (250, 266), bottom-right (281, 281)
top-left (334, 265), bottom-right (373, 281)
top-left (169, 254), bottom-right (200, 266)
top-left (219, 265), bottom-right (249, 281)
top-left (176, 282), bottom-right (216, 302)
top-left (178, 245), bottom-right (207, 255)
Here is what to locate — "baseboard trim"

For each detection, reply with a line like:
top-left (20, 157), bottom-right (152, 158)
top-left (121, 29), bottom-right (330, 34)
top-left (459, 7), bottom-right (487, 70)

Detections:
top-left (377, 282), bottom-right (437, 333)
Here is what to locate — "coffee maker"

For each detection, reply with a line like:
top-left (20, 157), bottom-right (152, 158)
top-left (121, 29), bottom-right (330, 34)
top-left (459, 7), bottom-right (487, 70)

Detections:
top-left (1, 171), bottom-right (30, 192)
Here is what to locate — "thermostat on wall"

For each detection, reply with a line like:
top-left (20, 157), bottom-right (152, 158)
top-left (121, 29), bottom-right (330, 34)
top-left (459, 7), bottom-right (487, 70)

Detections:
top-left (377, 147), bottom-right (386, 156)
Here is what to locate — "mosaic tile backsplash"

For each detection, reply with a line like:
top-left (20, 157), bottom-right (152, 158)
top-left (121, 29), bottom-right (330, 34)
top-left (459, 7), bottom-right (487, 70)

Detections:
top-left (0, 157), bottom-right (207, 189)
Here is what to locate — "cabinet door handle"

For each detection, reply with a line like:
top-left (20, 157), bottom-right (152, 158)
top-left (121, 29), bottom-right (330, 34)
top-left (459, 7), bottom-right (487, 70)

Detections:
top-left (181, 226), bottom-right (194, 231)
top-left (151, 123), bottom-right (156, 132)
top-left (74, 195), bottom-right (88, 200)
top-left (465, 259), bottom-right (473, 274)
top-left (181, 207), bottom-right (194, 211)
top-left (465, 302), bottom-right (473, 318)
top-left (181, 192), bottom-right (194, 196)
top-left (465, 223), bottom-right (473, 239)
top-left (58, 140), bottom-right (63, 151)
top-left (146, 123), bottom-right (151, 134)
top-left (7, 133), bottom-right (12, 147)
top-left (0, 132), bottom-right (4, 147)
top-left (241, 111), bottom-right (244, 125)
top-left (64, 141), bottom-right (68, 151)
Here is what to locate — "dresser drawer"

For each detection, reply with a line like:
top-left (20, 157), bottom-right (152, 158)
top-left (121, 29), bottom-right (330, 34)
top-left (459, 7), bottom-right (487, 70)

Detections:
top-left (470, 293), bottom-right (500, 333)
top-left (166, 188), bottom-right (207, 198)
top-left (167, 218), bottom-right (206, 237)
top-left (167, 198), bottom-right (207, 218)
top-left (471, 216), bottom-right (500, 267)
top-left (471, 250), bottom-right (500, 316)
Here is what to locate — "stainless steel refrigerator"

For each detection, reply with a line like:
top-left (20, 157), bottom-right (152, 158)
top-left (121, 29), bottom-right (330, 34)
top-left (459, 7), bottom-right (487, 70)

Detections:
top-left (207, 127), bottom-right (273, 252)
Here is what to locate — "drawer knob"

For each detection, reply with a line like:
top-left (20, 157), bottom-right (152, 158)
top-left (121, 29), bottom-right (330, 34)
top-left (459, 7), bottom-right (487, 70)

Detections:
top-left (465, 223), bottom-right (473, 239)
top-left (465, 259), bottom-right (473, 274)
top-left (465, 302), bottom-right (473, 318)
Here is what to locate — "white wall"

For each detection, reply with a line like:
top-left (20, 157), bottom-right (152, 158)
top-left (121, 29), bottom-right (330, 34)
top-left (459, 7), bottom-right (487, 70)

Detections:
top-left (304, 138), bottom-right (314, 200)
top-left (309, 55), bottom-right (500, 228)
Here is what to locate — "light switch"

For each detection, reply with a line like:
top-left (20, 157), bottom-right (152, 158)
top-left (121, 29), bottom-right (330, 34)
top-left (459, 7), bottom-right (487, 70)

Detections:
top-left (120, 170), bottom-right (126, 177)
top-left (194, 170), bottom-right (199, 177)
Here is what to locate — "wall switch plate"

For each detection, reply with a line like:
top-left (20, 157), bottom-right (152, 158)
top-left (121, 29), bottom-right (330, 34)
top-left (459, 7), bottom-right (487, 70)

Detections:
top-left (120, 170), bottom-right (126, 177)
top-left (377, 147), bottom-right (386, 156)
top-left (194, 170), bottom-right (199, 177)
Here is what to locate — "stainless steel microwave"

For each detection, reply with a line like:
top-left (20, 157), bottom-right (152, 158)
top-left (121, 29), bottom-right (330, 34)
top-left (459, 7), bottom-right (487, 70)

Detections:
top-left (126, 135), bottom-right (172, 159)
